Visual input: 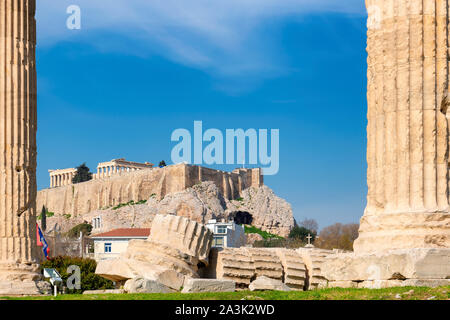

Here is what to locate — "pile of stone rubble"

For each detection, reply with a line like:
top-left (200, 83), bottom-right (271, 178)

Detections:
top-left (94, 214), bottom-right (340, 294)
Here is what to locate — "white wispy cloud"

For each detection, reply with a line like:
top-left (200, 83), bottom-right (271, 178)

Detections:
top-left (37, 0), bottom-right (365, 88)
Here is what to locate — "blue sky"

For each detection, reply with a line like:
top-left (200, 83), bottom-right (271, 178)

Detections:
top-left (36, 1), bottom-right (368, 230)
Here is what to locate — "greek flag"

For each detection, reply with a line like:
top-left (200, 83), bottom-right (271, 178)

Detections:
top-left (36, 223), bottom-right (50, 260)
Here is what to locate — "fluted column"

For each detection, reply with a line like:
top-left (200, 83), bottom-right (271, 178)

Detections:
top-left (354, 0), bottom-right (450, 252)
top-left (0, 0), bottom-right (39, 265)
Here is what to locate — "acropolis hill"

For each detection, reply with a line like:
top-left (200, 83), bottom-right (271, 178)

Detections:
top-left (37, 163), bottom-right (263, 217)
top-left (36, 162), bottom-right (296, 237)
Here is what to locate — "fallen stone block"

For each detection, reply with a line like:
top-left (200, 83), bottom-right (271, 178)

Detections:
top-left (321, 248), bottom-right (450, 282)
top-left (297, 248), bottom-right (334, 289)
top-left (149, 214), bottom-right (213, 263)
top-left (249, 276), bottom-right (291, 292)
top-left (216, 248), bottom-right (255, 288)
top-left (245, 248), bottom-right (283, 280)
top-left (96, 215), bottom-right (213, 288)
top-left (83, 289), bottom-right (125, 295)
top-left (273, 248), bottom-right (307, 290)
top-left (342, 278), bottom-right (450, 289)
top-left (96, 259), bottom-right (185, 291)
top-left (181, 279), bottom-right (236, 293)
top-left (124, 277), bottom-right (176, 293)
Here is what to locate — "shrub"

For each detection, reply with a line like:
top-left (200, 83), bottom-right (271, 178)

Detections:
top-left (288, 226), bottom-right (317, 242)
top-left (244, 225), bottom-right (283, 240)
top-left (66, 223), bottom-right (92, 238)
top-left (72, 163), bottom-right (93, 184)
top-left (37, 209), bottom-right (54, 220)
top-left (112, 199), bottom-right (147, 210)
top-left (158, 160), bottom-right (167, 167)
top-left (253, 238), bottom-right (305, 249)
top-left (315, 223), bottom-right (359, 251)
top-left (40, 256), bottom-right (114, 294)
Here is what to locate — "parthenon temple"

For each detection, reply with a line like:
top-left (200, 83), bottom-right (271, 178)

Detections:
top-left (49, 158), bottom-right (154, 188)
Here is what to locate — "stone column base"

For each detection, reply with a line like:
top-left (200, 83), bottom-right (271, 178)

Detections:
top-left (0, 280), bottom-right (51, 296)
top-left (321, 248), bottom-right (450, 289)
top-left (0, 262), bottom-right (51, 296)
top-left (354, 212), bottom-right (450, 252)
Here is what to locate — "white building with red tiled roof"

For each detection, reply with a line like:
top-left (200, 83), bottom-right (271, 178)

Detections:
top-left (91, 228), bottom-right (150, 261)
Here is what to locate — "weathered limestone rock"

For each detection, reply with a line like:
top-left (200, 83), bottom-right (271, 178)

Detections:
top-left (181, 279), bottom-right (236, 293)
top-left (124, 277), bottom-right (176, 294)
top-left (43, 181), bottom-right (295, 238)
top-left (273, 249), bottom-right (307, 290)
top-left (246, 233), bottom-right (264, 245)
top-left (215, 247), bottom-right (309, 290)
top-left (297, 248), bottom-right (334, 290)
top-left (245, 248), bottom-right (283, 280)
top-left (322, 248), bottom-right (450, 282)
top-left (0, 0), bottom-right (49, 295)
top-left (96, 215), bottom-right (213, 287)
top-left (96, 259), bottom-right (186, 290)
top-left (356, 0), bottom-right (450, 253)
top-left (216, 248), bottom-right (255, 288)
top-left (249, 276), bottom-right (291, 292)
top-left (145, 181), bottom-right (227, 225)
top-left (227, 186), bottom-right (295, 237)
top-left (83, 289), bottom-right (125, 295)
top-left (149, 214), bottom-right (212, 263)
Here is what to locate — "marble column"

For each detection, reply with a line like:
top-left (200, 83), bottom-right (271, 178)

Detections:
top-left (354, 0), bottom-right (450, 252)
top-left (0, 0), bottom-right (49, 295)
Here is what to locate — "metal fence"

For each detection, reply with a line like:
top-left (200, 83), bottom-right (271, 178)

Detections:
top-left (37, 231), bottom-right (94, 262)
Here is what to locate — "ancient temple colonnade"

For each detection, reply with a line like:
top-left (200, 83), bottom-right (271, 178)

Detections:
top-left (49, 168), bottom-right (77, 188)
top-left (49, 158), bottom-right (154, 188)
top-left (95, 158), bottom-right (153, 179)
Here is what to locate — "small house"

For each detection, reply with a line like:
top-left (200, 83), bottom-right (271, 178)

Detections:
top-left (91, 228), bottom-right (150, 261)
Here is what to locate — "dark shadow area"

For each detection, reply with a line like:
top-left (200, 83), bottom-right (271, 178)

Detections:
top-left (232, 211), bottom-right (253, 225)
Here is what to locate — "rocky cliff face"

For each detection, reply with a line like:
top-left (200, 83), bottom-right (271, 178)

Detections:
top-left (45, 182), bottom-right (295, 237)
top-left (226, 186), bottom-right (295, 237)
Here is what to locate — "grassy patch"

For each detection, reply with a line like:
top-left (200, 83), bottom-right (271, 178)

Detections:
top-left (112, 200), bottom-right (147, 210)
top-left (244, 225), bottom-right (283, 240)
top-left (2, 286), bottom-right (449, 300)
top-left (37, 211), bottom-right (54, 220)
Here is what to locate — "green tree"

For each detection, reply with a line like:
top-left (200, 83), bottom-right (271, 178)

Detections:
top-left (40, 205), bottom-right (47, 232)
top-left (315, 223), bottom-right (359, 251)
top-left (72, 163), bottom-right (93, 184)
top-left (288, 226), bottom-right (316, 243)
top-left (40, 256), bottom-right (114, 294)
top-left (159, 160), bottom-right (167, 168)
top-left (66, 223), bottom-right (93, 238)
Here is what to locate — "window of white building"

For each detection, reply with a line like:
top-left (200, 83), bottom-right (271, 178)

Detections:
top-left (213, 237), bottom-right (224, 247)
top-left (92, 217), bottom-right (102, 229)
top-left (216, 225), bottom-right (227, 234)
